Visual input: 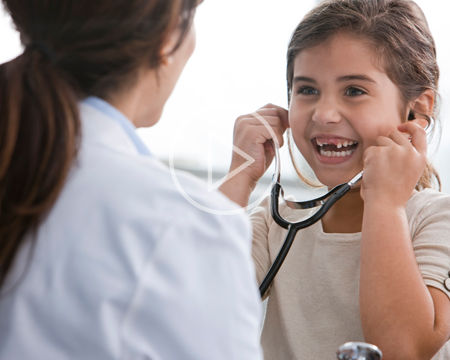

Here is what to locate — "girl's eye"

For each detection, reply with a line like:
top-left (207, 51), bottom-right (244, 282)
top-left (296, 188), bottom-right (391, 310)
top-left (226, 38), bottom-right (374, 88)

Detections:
top-left (345, 87), bottom-right (366, 97)
top-left (297, 86), bottom-right (319, 96)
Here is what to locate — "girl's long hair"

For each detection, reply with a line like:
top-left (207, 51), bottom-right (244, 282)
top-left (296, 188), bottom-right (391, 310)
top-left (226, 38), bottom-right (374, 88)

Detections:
top-left (0, 0), bottom-right (198, 289)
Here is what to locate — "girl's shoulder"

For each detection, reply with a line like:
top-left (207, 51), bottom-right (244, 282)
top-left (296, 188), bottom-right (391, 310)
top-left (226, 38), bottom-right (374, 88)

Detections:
top-left (407, 189), bottom-right (450, 302)
top-left (407, 188), bottom-right (450, 215)
top-left (406, 188), bottom-right (450, 234)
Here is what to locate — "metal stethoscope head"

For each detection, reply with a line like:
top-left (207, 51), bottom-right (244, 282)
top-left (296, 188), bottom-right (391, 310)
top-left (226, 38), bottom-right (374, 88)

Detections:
top-left (336, 341), bottom-right (383, 360)
top-left (259, 140), bottom-right (363, 298)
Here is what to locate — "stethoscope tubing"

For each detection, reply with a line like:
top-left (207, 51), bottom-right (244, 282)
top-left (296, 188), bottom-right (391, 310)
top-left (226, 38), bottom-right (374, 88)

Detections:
top-left (259, 223), bottom-right (298, 298)
top-left (259, 177), bottom-right (360, 298)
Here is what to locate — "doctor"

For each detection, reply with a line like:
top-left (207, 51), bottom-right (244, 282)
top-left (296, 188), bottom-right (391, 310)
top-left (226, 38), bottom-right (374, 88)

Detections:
top-left (0, 0), bottom-right (263, 359)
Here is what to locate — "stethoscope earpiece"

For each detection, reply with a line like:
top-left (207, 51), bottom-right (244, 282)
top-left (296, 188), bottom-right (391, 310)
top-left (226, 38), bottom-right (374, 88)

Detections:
top-left (407, 111), bottom-right (433, 132)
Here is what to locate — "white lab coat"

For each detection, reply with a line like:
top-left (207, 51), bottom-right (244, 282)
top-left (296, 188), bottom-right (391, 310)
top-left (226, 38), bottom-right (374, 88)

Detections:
top-left (0, 99), bottom-right (263, 360)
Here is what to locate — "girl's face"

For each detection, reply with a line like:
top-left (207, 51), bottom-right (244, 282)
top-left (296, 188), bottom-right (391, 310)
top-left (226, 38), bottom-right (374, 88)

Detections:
top-left (289, 32), bottom-right (408, 188)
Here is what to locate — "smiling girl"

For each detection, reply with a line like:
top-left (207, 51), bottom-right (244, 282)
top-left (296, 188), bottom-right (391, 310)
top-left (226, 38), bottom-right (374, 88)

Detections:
top-left (220, 0), bottom-right (450, 359)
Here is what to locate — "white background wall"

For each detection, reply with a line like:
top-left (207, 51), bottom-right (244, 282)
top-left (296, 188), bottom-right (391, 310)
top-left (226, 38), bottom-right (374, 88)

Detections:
top-left (2, 1), bottom-right (449, 193)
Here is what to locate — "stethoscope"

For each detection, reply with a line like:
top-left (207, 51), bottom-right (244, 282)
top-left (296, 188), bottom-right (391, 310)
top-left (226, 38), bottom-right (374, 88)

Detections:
top-left (259, 141), bottom-right (363, 298)
top-left (259, 115), bottom-right (434, 298)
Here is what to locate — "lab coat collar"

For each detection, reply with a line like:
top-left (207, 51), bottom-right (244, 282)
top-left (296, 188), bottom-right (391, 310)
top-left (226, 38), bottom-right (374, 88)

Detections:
top-left (80, 96), bottom-right (152, 157)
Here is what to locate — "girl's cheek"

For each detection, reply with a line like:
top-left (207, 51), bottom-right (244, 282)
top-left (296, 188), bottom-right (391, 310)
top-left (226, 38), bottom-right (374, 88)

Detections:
top-left (289, 111), bottom-right (308, 138)
top-left (288, 103), bottom-right (301, 124)
top-left (288, 118), bottom-right (301, 140)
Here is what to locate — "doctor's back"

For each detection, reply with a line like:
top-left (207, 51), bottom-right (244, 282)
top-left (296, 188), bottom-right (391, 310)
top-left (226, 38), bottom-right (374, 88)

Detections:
top-left (0, 1), bottom-right (263, 359)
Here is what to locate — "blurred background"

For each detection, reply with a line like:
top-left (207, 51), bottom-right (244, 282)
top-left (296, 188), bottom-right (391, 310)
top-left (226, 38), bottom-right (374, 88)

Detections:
top-left (2, 0), bottom-right (449, 204)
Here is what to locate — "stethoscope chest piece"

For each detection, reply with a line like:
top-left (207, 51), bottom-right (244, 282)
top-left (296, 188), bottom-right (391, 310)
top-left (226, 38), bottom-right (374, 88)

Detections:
top-left (336, 342), bottom-right (382, 360)
top-left (444, 272), bottom-right (450, 291)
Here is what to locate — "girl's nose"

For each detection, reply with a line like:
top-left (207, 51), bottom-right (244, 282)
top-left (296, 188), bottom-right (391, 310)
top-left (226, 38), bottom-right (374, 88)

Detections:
top-left (311, 98), bottom-right (341, 125)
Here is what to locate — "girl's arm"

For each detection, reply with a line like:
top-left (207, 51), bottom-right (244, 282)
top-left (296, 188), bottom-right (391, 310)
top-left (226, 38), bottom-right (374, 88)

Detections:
top-left (219, 104), bottom-right (288, 206)
top-left (359, 121), bottom-right (450, 360)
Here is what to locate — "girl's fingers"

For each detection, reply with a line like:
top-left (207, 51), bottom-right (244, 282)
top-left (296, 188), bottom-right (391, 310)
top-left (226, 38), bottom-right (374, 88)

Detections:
top-left (251, 114), bottom-right (286, 128)
top-left (238, 114), bottom-right (287, 147)
top-left (408, 117), bottom-right (429, 130)
top-left (388, 130), bottom-right (410, 146)
top-left (239, 121), bottom-right (285, 148)
top-left (272, 106), bottom-right (289, 129)
top-left (254, 124), bottom-right (285, 148)
top-left (377, 120), bottom-right (427, 154)
top-left (375, 136), bottom-right (395, 147)
top-left (256, 104), bottom-right (289, 129)
top-left (241, 112), bottom-right (286, 131)
top-left (398, 121), bottom-right (427, 154)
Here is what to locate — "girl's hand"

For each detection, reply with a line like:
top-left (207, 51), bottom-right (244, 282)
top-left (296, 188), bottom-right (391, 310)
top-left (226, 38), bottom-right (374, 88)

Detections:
top-left (219, 104), bottom-right (289, 206)
top-left (230, 104), bottom-right (289, 185)
top-left (361, 119), bottom-right (428, 207)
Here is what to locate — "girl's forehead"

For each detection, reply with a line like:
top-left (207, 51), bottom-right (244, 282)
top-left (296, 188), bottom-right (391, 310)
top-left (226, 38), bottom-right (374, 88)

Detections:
top-left (293, 32), bottom-right (385, 76)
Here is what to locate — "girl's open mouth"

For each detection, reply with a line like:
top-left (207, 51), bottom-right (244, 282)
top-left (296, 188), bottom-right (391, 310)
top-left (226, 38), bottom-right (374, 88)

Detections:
top-left (311, 136), bottom-right (359, 163)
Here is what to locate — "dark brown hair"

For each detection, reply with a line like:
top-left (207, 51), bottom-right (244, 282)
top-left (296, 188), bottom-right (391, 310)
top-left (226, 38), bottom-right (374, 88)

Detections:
top-left (286, 0), bottom-right (441, 190)
top-left (0, 0), bottom-right (198, 288)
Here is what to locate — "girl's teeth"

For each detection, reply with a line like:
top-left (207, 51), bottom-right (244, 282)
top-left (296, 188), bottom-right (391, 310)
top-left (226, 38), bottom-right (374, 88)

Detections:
top-left (320, 149), bottom-right (353, 157)
top-left (315, 139), bottom-right (357, 148)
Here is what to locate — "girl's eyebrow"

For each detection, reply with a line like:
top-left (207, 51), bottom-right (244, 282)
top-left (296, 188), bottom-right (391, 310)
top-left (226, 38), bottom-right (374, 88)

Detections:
top-left (337, 74), bottom-right (376, 83)
top-left (293, 76), bottom-right (316, 84)
top-left (293, 74), bottom-right (376, 84)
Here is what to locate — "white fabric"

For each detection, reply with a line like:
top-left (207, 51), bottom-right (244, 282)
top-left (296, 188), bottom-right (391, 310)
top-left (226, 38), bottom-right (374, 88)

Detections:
top-left (0, 102), bottom-right (263, 360)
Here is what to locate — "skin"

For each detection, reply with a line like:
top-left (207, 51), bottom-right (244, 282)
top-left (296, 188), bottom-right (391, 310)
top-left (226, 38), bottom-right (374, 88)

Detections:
top-left (220, 32), bottom-right (450, 359)
top-left (109, 20), bottom-right (197, 128)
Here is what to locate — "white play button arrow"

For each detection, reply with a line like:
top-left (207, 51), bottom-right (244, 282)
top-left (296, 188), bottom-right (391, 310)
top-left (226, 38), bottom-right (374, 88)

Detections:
top-left (168, 108), bottom-right (278, 214)
top-left (206, 145), bottom-right (255, 191)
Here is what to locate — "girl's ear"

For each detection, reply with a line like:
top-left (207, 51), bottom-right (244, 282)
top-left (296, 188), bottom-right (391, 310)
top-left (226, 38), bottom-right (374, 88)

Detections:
top-left (409, 89), bottom-right (435, 121)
